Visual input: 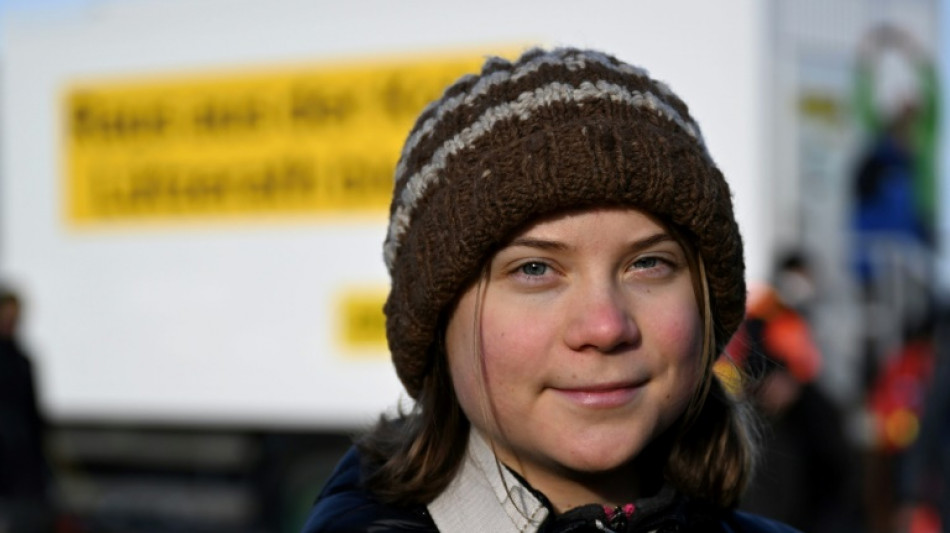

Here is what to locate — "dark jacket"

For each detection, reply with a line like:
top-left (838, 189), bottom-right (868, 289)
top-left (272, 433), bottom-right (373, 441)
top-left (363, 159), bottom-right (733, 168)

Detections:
top-left (0, 338), bottom-right (49, 501)
top-left (302, 447), bottom-right (801, 533)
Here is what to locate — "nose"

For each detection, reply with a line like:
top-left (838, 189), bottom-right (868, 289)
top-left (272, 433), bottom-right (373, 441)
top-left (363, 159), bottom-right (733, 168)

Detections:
top-left (563, 283), bottom-right (639, 353)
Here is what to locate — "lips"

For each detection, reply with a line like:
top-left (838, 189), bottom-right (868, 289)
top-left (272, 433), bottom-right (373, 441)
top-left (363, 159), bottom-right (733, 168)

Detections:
top-left (552, 381), bottom-right (644, 409)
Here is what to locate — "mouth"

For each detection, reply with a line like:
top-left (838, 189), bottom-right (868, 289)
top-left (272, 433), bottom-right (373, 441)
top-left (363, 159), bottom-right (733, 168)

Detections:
top-left (551, 381), bottom-right (644, 409)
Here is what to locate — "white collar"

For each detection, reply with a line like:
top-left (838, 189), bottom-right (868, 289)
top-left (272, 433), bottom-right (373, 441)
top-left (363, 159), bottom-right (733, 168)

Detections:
top-left (427, 430), bottom-right (550, 533)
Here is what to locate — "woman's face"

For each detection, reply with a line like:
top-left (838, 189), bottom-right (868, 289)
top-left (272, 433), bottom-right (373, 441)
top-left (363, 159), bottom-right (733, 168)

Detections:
top-left (445, 207), bottom-right (703, 502)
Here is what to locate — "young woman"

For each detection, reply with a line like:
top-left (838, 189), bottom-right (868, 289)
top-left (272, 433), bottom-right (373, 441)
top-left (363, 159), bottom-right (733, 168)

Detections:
top-left (302, 47), bottom-right (800, 533)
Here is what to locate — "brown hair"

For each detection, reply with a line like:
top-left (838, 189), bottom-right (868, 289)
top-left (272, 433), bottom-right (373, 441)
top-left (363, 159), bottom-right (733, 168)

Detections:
top-left (360, 221), bottom-right (757, 509)
top-left (664, 229), bottom-right (758, 509)
top-left (357, 322), bottom-right (470, 505)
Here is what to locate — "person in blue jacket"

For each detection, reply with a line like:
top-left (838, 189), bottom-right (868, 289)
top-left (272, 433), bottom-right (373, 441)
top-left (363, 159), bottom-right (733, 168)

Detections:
top-left (303, 47), bottom-right (800, 533)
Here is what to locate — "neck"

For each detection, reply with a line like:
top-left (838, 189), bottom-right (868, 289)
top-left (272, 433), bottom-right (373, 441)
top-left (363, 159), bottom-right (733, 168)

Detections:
top-left (499, 444), bottom-right (666, 515)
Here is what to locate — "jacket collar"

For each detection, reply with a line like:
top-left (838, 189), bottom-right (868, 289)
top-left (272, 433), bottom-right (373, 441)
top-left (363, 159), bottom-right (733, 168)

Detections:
top-left (428, 430), bottom-right (550, 533)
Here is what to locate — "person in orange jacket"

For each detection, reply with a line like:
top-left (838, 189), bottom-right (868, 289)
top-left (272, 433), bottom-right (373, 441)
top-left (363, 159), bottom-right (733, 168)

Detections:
top-left (726, 252), bottom-right (857, 533)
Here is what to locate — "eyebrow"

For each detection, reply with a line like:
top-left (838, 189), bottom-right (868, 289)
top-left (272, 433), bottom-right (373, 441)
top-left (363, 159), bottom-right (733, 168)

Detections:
top-left (507, 232), bottom-right (674, 253)
top-left (506, 237), bottom-right (569, 251)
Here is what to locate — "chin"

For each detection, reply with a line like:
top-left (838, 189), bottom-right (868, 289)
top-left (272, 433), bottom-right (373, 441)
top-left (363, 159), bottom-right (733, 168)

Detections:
top-left (556, 440), bottom-right (647, 474)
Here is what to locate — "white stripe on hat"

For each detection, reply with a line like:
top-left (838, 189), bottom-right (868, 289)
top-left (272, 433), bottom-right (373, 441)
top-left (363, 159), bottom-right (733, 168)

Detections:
top-left (393, 48), bottom-right (668, 187)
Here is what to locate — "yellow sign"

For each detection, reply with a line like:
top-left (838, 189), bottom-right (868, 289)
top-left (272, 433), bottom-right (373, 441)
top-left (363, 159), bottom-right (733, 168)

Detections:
top-left (65, 49), bottom-right (507, 224)
top-left (337, 288), bottom-right (388, 355)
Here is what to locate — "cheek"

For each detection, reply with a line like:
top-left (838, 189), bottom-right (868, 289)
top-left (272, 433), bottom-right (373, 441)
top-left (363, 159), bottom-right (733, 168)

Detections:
top-left (445, 292), bottom-right (482, 415)
top-left (446, 290), bottom-right (552, 419)
top-left (650, 289), bottom-right (704, 384)
top-left (478, 299), bottom-right (554, 388)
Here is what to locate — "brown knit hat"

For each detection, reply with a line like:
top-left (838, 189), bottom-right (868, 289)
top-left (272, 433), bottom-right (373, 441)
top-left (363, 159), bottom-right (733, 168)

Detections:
top-left (384, 47), bottom-right (745, 399)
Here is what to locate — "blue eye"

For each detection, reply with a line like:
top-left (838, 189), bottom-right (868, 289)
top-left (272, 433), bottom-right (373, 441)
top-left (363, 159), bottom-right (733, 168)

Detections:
top-left (520, 262), bottom-right (549, 276)
top-left (633, 257), bottom-right (659, 269)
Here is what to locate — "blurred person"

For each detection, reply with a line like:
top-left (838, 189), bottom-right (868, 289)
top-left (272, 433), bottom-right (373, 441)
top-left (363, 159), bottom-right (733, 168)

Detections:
top-left (302, 47), bottom-right (799, 532)
top-left (893, 334), bottom-right (947, 533)
top-left (849, 26), bottom-right (941, 533)
top-left (728, 252), bottom-right (822, 385)
top-left (727, 252), bottom-right (855, 532)
top-left (0, 288), bottom-right (53, 533)
top-left (851, 24), bottom-right (939, 395)
top-left (852, 23), bottom-right (938, 256)
top-left (877, 308), bottom-right (945, 533)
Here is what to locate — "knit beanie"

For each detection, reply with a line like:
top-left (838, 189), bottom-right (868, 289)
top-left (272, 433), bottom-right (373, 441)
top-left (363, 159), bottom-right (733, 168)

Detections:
top-left (384, 47), bottom-right (745, 399)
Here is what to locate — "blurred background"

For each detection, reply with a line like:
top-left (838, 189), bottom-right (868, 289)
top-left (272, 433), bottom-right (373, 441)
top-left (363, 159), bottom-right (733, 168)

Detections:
top-left (0, 0), bottom-right (947, 531)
